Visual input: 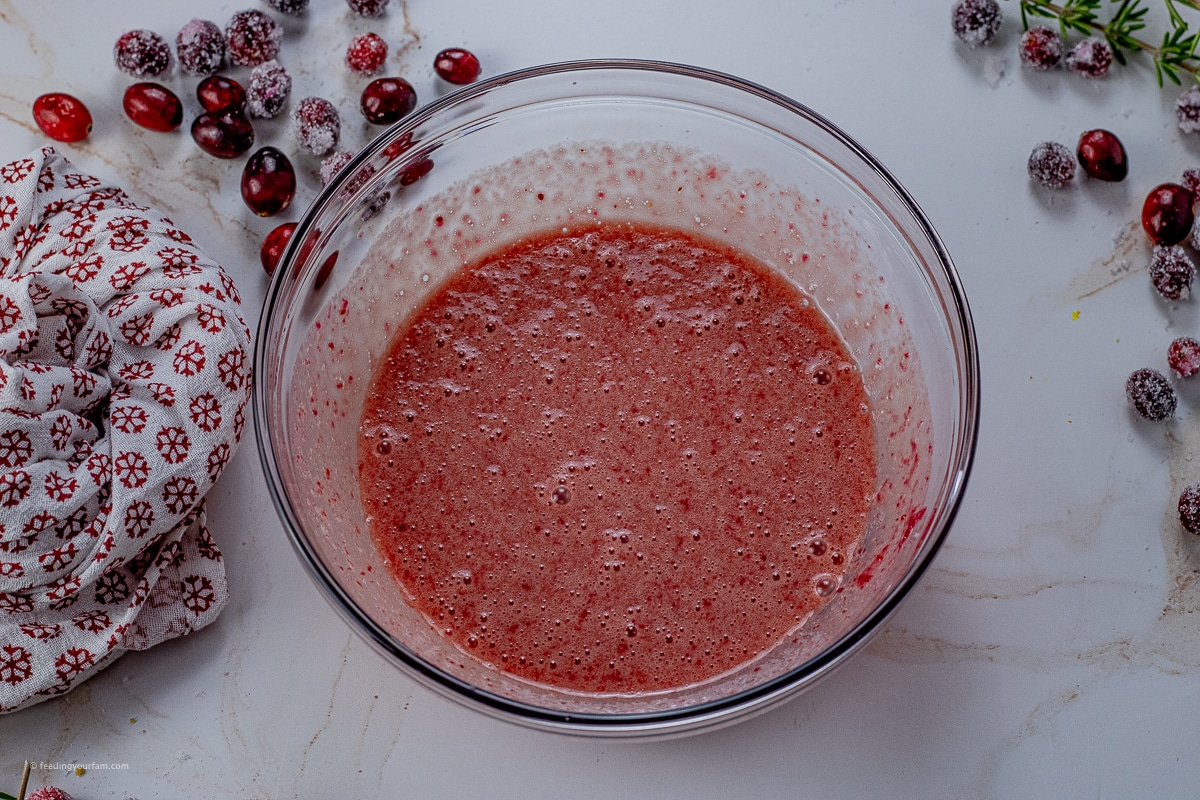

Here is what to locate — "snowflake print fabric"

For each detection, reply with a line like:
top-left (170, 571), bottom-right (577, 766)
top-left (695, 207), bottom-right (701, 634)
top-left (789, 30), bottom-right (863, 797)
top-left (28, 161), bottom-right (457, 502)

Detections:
top-left (0, 147), bottom-right (249, 713)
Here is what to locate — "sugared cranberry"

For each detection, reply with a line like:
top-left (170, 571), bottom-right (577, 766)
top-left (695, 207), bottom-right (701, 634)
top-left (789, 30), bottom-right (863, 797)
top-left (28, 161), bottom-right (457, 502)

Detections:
top-left (32, 93), bottom-right (92, 143)
top-left (242, 146), bottom-right (296, 216)
top-left (1168, 337), bottom-right (1200, 378)
top-left (1177, 86), bottom-right (1200, 134)
top-left (346, 32), bottom-right (388, 76)
top-left (1181, 168), bottom-right (1200, 199)
top-left (360, 77), bottom-right (417, 125)
top-left (1019, 26), bottom-right (1063, 70)
top-left (1075, 129), bottom-right (1127, 182)
top-left (951, 0), bottom-right (1002, 47)
top-left (1178, 483), bottom-right (1200, 534)
top-left (1143, 184), bottom-right (1196, 246)
top-left (176, 19), bottom-right (225, 76)
top-left (261, 221), bottom-right (297, 275)
top-left (26, 789), bottom-right (74, 800)
top-left (247, 60), bottom-right (291, 119)
top-left (1028, 141), bottom-right (1075, 189)
top-left (292, 97), bottom-right (340, 156)
top-left (225, 10), bottom-right (282, 67)
top-left (347, 0), bottom-right (389, 16)
top-left (265, 0), bottom-right (309, 14)
top-left (1150, 245), bottom-right (1195, 300)
top-left (1126, 367), bottom-right (1177, 421)
top-left (1065, 37), bottom-right (1112, 78)
top-left (197, 75), bottom-right (246, 112)
top-left (320, 151), bottom-right (354, 186)
top-left (434, 48), bottom-right (481, 84)
top-left (114, 30), bottom-right (172, 77)
top-left (191, 107), bottom-right (255, 158)
top-left (123, 83), bottom-right (183, 132)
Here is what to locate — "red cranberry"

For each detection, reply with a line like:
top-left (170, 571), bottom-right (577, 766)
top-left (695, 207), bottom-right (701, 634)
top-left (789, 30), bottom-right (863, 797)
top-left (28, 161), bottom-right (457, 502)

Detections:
top-left (347, 32), bottom-right (388, 76)
top-left (191, 107), bottom-right (255, 158)
top-left (951, 0), bottom-right (1002, 47)
top-left (360, 77), bottom-right (417, 125)
top-left (1126, 367), bottom-right (1176, 421)
top-left (123, 83), bottom-right (183, 132)
top-left (32, 93), bottom-right (92, 143)
top-left (347, 0), bottom-right (389, 16)
top-left (1179, 483), bottom-right (1200, 534)
top-left (1019, 26), bottom-right (1063, 70)
top-left (313, 250), bottom-right (338, 290)
top-left (225, 10), bottom-right (282, 67)
top-left (1028, 141), bottom-right (1075, 189)
top-left (241, 146), bottom-right (296, 216)
top-left (1143, 183), bottom-right (1195, 246)
top-left (265, 0), bottom-right (309, 13)
top-left (261, 221), bottom-right (297, 275)
top-left (197, 75), bottom-right (246, 112)
top-left (114, 30), bottom-right (172, 77)
top-left (25, 788), bottom-right (74, 800)
top-left (1075, 129), bottom-right (1127, 182)
top-left (434, 48), bottom-right (481, 84)
top-left (399, 156), bottom-right (434, 186)
top-left (1168, 337), bottom-right (1200, 378)
top-left (176, 19), bottom-right (226, 76)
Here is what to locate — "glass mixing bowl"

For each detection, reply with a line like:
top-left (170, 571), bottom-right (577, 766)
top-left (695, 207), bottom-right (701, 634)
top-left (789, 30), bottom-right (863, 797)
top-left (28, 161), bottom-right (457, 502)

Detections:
top-left (253, 60), bottom-right (979, 737)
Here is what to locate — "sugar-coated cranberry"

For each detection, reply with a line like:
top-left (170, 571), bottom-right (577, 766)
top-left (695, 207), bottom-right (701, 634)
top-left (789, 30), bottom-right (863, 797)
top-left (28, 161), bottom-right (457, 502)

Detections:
top-left (434, 48), bottom-right (481, 84)
top-left (347, 0), bottom-right (389, 16)
top-left (191, 107), bottom-right (255, 158)
top-left (242, 146), bottom-right (296, 216)
top-left (1150, 245), bottom-right (1195, 300)
top-left (123, 83), bottom-right (183, 132)
top-left (32, 93), bottom-right (92, 143)
top-left (1143, 184), bottom-right (1196, 246)
top-left (1028, 141), bottom-right (1075, 189)
top-left (247, 59), bottom-right (291, 118)
top-left (114, 30), bottom-right (172, 77)
top-left (197, 75), bottom-right (246, 112)
top-left (360, 77), bottom-right (417, 125)
top-left (1182, 168), bottom-right (1200, 200)
top-left (1177, 86), bottom-right (1200, 134)
top-left (1126, 367), bottom-right (1177, 421)
top-left (292, 97), bottom-right (340, 156)
top-left (320, 151), bottom-right (353, 186)
top-left (1065, 37), bottom-right (1112, 78)
top-left (346, 32), bottom-right (388, 76)
top-left (1075, 129), bottom-right (1127, 182)
top-left (1019, 26), bottom-right (1063, 70)
top-left (265, 0), bottom-right (309, 14)
top-left (176, 19), bottom-right (225, 76)
top-left (261, 221), bottom-right (297, 275)
top-left (1178, 483), bottom-right (1200, 534)
top-left (1168, 337), bottom-right (1200, 378)
top-left (225, 10), bottom-right (282, 67)
top-left (26, 789), bottom-right (74, 800)
top-left (951, 0), bottom-right (1002, 47)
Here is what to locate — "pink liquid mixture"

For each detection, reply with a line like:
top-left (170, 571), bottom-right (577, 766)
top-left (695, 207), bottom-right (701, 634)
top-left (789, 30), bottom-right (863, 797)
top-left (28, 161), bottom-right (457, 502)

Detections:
top-left (358, 222), bottom-right (876, 693)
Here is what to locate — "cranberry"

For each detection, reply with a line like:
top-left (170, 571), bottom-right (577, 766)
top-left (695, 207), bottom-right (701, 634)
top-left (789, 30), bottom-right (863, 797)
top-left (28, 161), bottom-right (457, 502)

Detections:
top-left (32, 93), bottom-right (92, 143)
top-left (265, 0), bottom-right (309, 13)
top-left (1143, 184), bottom-right (1195, 246)
top-left (1177, 86), bottom-right (1200, 134)
top-left (292, 97), bottom-right (340, 156)
top-left (191, 107), bottom-right (255, 158)
top-left (1168, 337), bottom-right (1200, 378)
top-left (1126, 367), bottom-right (1176, 421)
top-left (1027, 141), bottom-right (1075, 189)
top-left (1075, 129), bottom-right (1127, 182)
top-left (241, 147), bottom-right (296, 216)
top-left (1150, 245), bottom-right (1195, 300)
top-left (176, 19), bottom-right (225, 76)
top-left (261, 221), bottom-right (297, 275)
top-left (1182, 168), bottom-right (1200, 199)
top-left (360, 77), bottom-right (417, 125)
top-left (347, 32), bottom-right (388, 76)
top-left (123, 83), bottom-right (183, 133)
top-left (1179, 483), bottom-right (1200, 534)
top-left (313, 250), bottom-right (338, 290)
top-left (247, 60), bottom-right (291, 119)
top-left (320, 151), bottom-right (354, 186)
top-left (399, 156), bottom-right (434, 186)
top-left (434, 48), bottom-right (481, 84)
top-left (1019, 26), bottom-right (1063, 70)
top-left (225, 10), bottom-right (282, 67)
top-left (197, 75), bottom-right (246, 112)
top-left (1066, 37), bottom-right (1112, 78)
top-left (114, 29), bottom-right (172, 77)
top-left (347, 0), bottom-right (389, 16)
top-left (951, 0), bottom-right (1002, 47)
top-left (26, 789), bottom-right (74, 800)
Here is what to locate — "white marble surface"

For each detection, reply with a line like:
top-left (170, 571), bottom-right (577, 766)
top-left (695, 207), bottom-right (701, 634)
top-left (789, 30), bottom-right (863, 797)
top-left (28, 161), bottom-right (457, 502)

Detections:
top-left (1, 0), bottom-right (1198, 797)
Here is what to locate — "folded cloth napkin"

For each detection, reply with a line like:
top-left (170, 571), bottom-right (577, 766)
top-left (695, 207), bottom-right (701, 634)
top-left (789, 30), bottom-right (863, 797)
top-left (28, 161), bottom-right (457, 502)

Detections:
top-left (0, 147), bottom-right (251, 712)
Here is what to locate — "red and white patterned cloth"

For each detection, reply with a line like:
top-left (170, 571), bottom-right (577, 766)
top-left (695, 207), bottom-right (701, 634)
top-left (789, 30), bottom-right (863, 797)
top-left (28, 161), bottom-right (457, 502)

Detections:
top-left (0, 147), bottom-right (250, 712)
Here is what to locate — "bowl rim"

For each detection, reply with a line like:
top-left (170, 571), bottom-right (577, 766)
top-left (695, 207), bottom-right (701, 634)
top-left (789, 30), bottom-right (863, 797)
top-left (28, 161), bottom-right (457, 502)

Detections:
top-left (252, 57), bottom-right (981, 736)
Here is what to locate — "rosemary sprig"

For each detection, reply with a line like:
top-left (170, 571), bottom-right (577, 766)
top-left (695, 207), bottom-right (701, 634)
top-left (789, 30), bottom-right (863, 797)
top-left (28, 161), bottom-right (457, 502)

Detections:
top-left (1017, 0), bottom-right (1199, 85)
